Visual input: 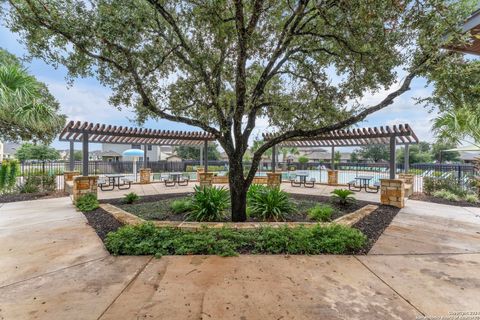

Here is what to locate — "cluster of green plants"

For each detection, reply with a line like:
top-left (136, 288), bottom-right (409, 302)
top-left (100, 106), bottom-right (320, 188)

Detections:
top-left (0, 160), bottom-right (19, 193)
top-left (432, 189), bottom-right (478, 203)
top-left (186, 186), bottom-right (230, 221)
top-left (122, 192), bottom-right (140, 204)
top-left (308, 204), bottom-right (334, 222)
top-left (330, 189), bottom-right (356, 205)
top-left (170, 198), bottom-right (193, 214)
top-left (17, 174), bottom-right (56, 194)
top-left (423, 176), bottom-right (465, 196)
top-left (105, 222), bottom-right (366, 256)
top-left (248, 185), bottom-right (294, 221)
top-left (75, 193), bottom-right (99, 212)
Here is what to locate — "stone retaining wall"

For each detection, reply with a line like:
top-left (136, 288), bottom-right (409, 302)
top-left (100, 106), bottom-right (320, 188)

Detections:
top-left (72, 176), bottom-right (98, 202)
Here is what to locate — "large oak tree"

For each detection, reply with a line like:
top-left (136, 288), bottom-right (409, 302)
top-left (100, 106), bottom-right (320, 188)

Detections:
top-left (2, 0), bottom-right (475, 220)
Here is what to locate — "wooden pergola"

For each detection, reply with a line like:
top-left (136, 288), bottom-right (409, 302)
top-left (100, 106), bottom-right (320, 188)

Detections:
top-left (59, 121), bottom-right (216, 176)
top-left (447, 8), bottom-right (480, 55)
top-left (263, 124), bottom-right (419, 179)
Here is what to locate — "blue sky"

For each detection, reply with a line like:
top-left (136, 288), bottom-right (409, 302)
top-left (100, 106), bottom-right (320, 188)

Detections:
top-left (0, 24), bottom-right (438, 151)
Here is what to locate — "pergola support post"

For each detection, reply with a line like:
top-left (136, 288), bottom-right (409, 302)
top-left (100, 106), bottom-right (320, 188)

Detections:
top-left (204, 140), bottom-right (208, 173)
top-left (331, 146), bottom-right (335, 170)
top-left (199, 145), bottom-right (203, 166)
top-left (82, 133), bottom-right (89, 176)
top-left (272, 145), bottom-right (276, 172)
top-left (69, 141), bottom-right (74, 171)
top-left (143, 143), bottom-right (148, 168)
top-left (404, 144), bottom-right (409, 173)
top-left (389, 136), bottom-right (396, 179)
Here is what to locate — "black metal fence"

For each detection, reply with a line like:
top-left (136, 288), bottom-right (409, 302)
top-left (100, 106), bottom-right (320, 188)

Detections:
top-left (14, 160), bottom-right (478, 194)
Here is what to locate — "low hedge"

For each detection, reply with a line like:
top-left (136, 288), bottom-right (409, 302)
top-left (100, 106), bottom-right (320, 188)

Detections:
top-left (105, 222), bottom-right (366, 257)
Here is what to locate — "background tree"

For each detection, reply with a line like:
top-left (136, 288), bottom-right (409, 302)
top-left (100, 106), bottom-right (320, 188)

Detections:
top-left (73, 150), bottom-right (82, 161)
top-left (3, 0), bottom-right (474, 221)
top-left (350, 151), bottom-right (359, 163)
top-left (431, 141), bottom-right (460, 163)
top-left (396, 144), bottom-right (432, 164)
top-left (0, 48), bottom-right (65, 143)
top-left (298, 155), bottom-right (309, 164)
top-left (357, 145), bottom-right (389, 163)
top-left (15, 143), bottom-right (60, 161)
top-left (175, 144), bottom-right (220, 160)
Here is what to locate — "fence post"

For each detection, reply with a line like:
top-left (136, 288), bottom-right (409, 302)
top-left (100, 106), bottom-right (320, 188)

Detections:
top-left (457, 164), bottom-right (462, 186)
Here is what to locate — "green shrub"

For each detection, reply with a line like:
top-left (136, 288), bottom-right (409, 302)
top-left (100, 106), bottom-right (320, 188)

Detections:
top-left (186, 186), bottom-right (230, 221)
top-left (15, 174), bottom-right (56, 194)
top-left (17, 179), bottom-right (39, 193)
top-left (432, 189), bottom-right (460, 202)
top-left (464, 193), bottom-right (479, 203)
top-left (249, 186), bottom-right (294, 221)
top-left (331, 189), bottom-right (356, 205)
top-left (122, 192), bottom-right (140, 204)
top-left (0, 160), bottom-right (20, 192)
top-left (75, 193), bottom-right (99, 212)
top-left (105, 223), bottom-right (366, 256)
top-left (423, 176), bottom-right (466, 197)
top-left (246, 184), bottom-right (268, 203)
top-left (308, 204), bottom-right (334, 222)
top-left (170, 198), bottom-right (193, 214)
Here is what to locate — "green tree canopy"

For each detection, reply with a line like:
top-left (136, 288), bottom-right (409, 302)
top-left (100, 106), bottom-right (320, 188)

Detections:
top-left (2, 0), bottom-right (475, 221)
top-left (396, 144), bottom-right (432, 164)
top-left (357, 145), bottom-right (389, 163)
top-left (431, 141), bottom-right (460, 163)
top-left (175, 144), bottom-right (220, 160)
top-left (15, 143), bottom-right (60, 161)
top-left (0, 48), bottom-right (65, 143)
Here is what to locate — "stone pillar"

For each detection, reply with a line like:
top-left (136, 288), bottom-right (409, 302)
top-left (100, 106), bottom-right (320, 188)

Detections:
top-left (327, 170), bottom-right (338, 186)
top-left (398, 173), bottom-right (414, 197)
top-left (139, 168), bottom-right (151, 184)
top-left (63, 171), bottom-right (80, 193)
top-left (196, 168), bottom-right (205, 181)
top-left (267, 172), bottom-right (282, 187)
top-left (72, 176), bottom-right (98, 202)
top-left (198, 172), bottom-right (214, 187)
top-left (380, 179), bottom-right (405, 208)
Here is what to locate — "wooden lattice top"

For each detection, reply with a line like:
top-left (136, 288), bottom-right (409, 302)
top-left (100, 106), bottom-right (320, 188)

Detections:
top-left (59, 121), bottom-right (215, 146)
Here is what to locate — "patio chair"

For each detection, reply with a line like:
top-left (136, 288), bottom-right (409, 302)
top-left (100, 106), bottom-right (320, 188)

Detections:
top-left (289, 174), bottom-right (301, 187)
top-left (118, 177), bottom-right (133, 190)
top-left (178, 174), bottom-right (190, 186)
top-left (304, 177), bottom-right (316, 188)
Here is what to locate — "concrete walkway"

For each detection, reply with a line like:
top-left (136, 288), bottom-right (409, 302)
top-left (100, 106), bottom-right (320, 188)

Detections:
top-left (1, 196), bottom-right (479, 319)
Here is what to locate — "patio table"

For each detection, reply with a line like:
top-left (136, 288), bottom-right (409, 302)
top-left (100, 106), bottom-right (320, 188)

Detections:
top-left (168, 172), bottom-right (184, 183)
top-left (104, 174), bottom-right (126, 189)
top-left (296, 171), bottom-right (309, 186)
top-left (354, 176), bottom-right (374, 192)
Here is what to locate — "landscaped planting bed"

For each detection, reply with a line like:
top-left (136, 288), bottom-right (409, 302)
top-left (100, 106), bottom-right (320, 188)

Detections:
top-left (79, 187), bottom-right (400, 255)
top-left (409, 193), bottom-right (480, 207)
top-left (0, 190), bottom-right (68, 203)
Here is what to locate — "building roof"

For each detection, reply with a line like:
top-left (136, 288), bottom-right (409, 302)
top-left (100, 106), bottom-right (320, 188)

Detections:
top-left (59, 121), bottom-right (216, 146)
top-left (100, 150), bottom-right (121, 157)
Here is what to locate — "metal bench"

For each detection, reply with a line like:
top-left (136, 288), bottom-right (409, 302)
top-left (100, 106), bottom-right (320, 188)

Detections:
top-left (304, 177), bottom-right (316, 188)
top-left (164, 178), bottom-right (176, 187)
top-left (178, 174), bottom-right (190, 186)
top-left (347, 180), bottom-right (361, 191)
top-left (118, 177), bottom-right (133, 190)
top-left (289, 174), bottom-right (301, 187)
top-left (366, 181), bottom-right (381, 193)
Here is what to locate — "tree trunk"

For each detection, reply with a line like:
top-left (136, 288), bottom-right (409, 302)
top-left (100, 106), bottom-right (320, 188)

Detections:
top-left (228, 158), bottom-right (248, 222)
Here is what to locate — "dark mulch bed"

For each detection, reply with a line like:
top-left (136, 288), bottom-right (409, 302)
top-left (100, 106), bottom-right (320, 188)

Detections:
top-left (409, 193), bottom-right (480, 208)
top-left (0, 191), bottom-right (69, 203)
top-left (82, 208), bottom-right (124, 241)
top-left (87, 192), bottom-right (400, 254)
top-left (353, 204), bottom-right (400, 254)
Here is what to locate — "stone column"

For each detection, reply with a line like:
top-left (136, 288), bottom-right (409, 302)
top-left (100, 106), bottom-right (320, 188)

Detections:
top-left (72, 176), bottom-right (98, 202)
top-left (267, 172), bottom-right (282, 187)
top-left (63, 171), bottom-right (80, 193)
top-left (196, 168), bottom-right (205, 181)
top-left (380, 179), bottom-right (405, 208)
top-left (198, 172), bottom-right (214, 187)
top-left (327, 170), bottom-right (338, 186)
top-left (398, 173), bottom-right (414, 197)
top-left (139, 168), bottom-right (151, 184)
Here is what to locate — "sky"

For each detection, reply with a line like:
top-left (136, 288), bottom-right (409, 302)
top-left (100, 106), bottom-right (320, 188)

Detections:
top-left (0, 24), bottom-right (439, 152)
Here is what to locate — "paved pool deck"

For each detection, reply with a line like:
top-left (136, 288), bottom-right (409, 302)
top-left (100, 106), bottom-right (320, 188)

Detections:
top-left (1, 194), bottom-right (479, 319)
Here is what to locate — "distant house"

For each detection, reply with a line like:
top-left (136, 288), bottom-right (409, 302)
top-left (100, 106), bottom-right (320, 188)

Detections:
top-left (101, 143), bottom-right (175, 162)
top-left (165, 154), bottom-right (182, 162)
top-left (459, 152), bottom-right (480, 164)
top-left (0, 141), bottom-right (20, 161)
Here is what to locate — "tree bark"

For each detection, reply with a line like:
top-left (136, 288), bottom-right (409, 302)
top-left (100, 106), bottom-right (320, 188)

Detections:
top-left (228, 156), bottom-right (248, 222)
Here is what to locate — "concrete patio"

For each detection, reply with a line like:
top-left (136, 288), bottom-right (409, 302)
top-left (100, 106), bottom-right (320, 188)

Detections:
top-left (1, 193), bottom-right (479, 319)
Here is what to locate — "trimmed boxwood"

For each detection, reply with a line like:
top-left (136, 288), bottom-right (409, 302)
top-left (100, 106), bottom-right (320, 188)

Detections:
top-left (105, 222), bottom-right (367, 257)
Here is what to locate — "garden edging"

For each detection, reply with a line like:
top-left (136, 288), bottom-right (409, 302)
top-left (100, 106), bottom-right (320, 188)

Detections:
top-left (98, 203), bottom-right (379, 231)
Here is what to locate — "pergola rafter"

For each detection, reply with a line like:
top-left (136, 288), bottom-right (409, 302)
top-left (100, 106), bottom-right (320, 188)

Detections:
top-left (263, 124), bottom-right (419, 179)
top-left (59, 121), bottom-right (216, 176)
